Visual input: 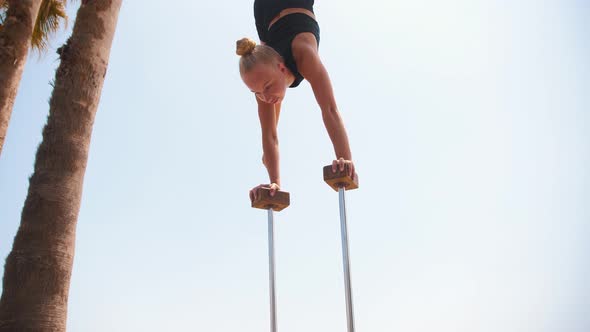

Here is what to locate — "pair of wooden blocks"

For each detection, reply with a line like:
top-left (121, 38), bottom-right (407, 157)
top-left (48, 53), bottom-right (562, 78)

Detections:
top-left (251, 164), bottom-right (359, 211)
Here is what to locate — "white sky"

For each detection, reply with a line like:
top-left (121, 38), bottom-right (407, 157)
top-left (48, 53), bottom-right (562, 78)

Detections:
top-left (1, 1), bottom-right (589, 331)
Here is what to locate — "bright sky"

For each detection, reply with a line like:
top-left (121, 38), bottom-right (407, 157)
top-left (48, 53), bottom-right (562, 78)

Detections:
top-left (1, 0), bottom-right (589, 331)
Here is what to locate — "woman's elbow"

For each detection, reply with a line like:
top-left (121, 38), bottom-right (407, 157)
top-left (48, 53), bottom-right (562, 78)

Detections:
top-left (263, 133), bottom-right (279, 148)
top-left (321, 106), bottom-right (341, 121)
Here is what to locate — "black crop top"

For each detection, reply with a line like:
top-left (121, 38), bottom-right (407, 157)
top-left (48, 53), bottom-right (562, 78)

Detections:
top-left (254, 0), bottom-right (319, 88)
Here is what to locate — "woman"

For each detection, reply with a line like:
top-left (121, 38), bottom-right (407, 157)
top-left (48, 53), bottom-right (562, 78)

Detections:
top-left (238, 0), bottom-right (356, 200)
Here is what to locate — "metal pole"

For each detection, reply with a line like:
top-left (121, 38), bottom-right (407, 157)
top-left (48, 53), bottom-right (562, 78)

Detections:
top-left (339, 187), bottom-right (355, 332)
top-left (268, 208), bottom-right (277, 332)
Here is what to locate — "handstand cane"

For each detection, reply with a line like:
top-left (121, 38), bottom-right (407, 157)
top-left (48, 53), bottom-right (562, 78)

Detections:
top-left (251, 187), bottom-right (290, 332)
top-left (324, 164), bottom-right (359, 332)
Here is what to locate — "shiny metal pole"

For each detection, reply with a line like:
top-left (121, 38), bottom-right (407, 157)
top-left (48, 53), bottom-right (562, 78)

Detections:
top-left (339, 187), bottom-right (355, 332)
top-left (252, 188), bottom-right (289, 332)
top-left (268, 208), bottom-right (277, 332)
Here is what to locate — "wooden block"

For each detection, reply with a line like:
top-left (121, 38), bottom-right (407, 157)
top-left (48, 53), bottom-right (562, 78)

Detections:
top-left (251, 187), bottom-right (290, 211)
top-left (323, 164), bottom-right (359, 191)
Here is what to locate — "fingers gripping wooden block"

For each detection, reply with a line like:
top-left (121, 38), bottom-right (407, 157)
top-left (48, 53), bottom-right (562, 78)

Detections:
top-left (323, 164), bottom-right (359, 191)
top-left (251, 188), bottom-right (290, 211)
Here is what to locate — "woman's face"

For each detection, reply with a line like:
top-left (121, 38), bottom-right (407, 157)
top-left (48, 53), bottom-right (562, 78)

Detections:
top-left (241, 61), bottom-right (289, 105)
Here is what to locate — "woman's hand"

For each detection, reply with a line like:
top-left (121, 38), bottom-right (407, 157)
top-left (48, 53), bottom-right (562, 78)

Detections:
top-left (249, 183), bottom-right (281, 201)
top-left (332, 157), bottom-right (356, 178)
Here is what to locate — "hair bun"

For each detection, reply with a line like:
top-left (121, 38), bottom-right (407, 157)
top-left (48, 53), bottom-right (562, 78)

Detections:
top-left (236, 38), bottom-right (257, 56)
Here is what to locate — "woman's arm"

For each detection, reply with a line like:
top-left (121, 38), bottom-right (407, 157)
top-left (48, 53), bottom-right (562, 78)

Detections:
top-left (257, 96), bottom-right (281, 187)
top-left (294, 33), bottom-right (353, 164)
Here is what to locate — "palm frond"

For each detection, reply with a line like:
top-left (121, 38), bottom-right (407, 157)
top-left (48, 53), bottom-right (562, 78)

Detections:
top-left (31, 0), bottom-right (68, 52)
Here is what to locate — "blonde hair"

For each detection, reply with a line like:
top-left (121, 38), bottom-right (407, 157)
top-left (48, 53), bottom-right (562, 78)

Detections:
top-left (236, 37), bottom-right (282, 74)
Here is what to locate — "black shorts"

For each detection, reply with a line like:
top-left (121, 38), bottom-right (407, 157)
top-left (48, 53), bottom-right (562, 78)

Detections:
top-left (254, 0), bottom-right (315, 43)
top-left (253, 1), bottom-right (320, 88)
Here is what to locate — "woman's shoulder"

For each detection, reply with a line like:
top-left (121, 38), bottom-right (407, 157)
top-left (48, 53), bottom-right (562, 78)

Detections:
top-left (291, 32), bottom-right (319, 60)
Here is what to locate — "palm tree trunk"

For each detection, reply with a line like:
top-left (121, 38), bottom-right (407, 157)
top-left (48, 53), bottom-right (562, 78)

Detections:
top-left (0, 0), bottom-right (43, 157)
top-left (0, 0), bottom-right (122, 330)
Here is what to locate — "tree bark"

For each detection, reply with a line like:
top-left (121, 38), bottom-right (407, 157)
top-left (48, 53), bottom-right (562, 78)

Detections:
top-left (0, 0), bottom-right (122, 330)
top-left (0, 0), bottom-right (43, 157)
